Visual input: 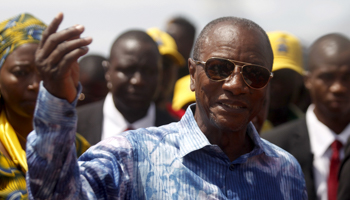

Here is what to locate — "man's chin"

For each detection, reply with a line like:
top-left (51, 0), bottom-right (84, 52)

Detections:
top-left (210, 115), bottom-right (249, 133)
top-left (125, 100), bottom-right (151, 111)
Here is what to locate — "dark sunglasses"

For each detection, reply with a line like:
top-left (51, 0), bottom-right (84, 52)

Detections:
top-left (193, 57), bottom-right (273, 89)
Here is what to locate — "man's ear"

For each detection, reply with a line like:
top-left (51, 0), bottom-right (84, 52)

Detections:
top-left (104, 60), bottom-right (111, 81)
top-left (105, 73), bottom-right (110, 82)
top-left (102, 60), bottom-right (109, 72)
top-left (304, 71), bottom-right (312, 90)
top-left (188, 58), bottom-right (196, 92)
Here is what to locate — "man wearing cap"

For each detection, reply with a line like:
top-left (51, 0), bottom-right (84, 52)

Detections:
top-left (166, 17), bottom-right (196, 79)
top-left (266, 31), bottom-right (309, 128)
top-left (146, 28), bottom-right (185, 120)
top-left (263, 33), bottom-right (350, 200)
top-left (76, 29), bottom-right (176, 145)
top-left (26, 15), bottom-right (307, 199)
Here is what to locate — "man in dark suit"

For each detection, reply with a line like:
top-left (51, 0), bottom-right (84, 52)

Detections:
top-left (77, 30), bottom-right (176, 145)
top-left (338, 137), bottom-right (350, 200)
top-left (263, 33), bottom-right (350, 200)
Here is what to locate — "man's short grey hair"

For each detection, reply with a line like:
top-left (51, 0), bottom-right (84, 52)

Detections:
top-left (193, 16), bottom-right (272, 63)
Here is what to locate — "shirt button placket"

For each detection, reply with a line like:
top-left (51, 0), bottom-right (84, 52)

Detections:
top-left (229, 164), bottom-right (235, 171)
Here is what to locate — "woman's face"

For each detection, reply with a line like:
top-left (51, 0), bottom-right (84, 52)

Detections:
top-left (0, 43), bottom-right (40, 118)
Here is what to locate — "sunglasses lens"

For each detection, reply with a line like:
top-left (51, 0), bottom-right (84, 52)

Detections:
top-left (205, 58), bottom-right (235, 81)
top-left (242, 65), bottom-right (270, 88)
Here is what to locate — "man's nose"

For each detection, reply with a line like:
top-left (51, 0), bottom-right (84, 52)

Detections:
top-left (330, 79), bottom-right (347, 94)
top-left (130, 71), bottom-right (144, 85)
top-left (222, 66), bottom-right (249, 95)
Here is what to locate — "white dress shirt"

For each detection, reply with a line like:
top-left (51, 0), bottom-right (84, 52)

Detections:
top-left (101, 92), bottom-right (156, 140)
top-left (306, 104), bottom-right (350, 200)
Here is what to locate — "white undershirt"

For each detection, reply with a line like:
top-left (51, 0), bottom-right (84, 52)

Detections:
top-left (306, 104), bottom-right (350, 200)
top-left (101, 92), bottom-right (156, 140)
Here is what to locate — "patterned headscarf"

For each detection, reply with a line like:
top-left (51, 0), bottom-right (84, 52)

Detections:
top-left (0, 13), bottom-right (46, 69)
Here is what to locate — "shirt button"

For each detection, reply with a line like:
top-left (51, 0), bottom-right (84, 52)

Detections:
top-left (229, 164), bottom-right (235, 171)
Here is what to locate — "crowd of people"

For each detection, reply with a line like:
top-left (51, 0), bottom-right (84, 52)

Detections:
top-left (0, 11), bottom-right (349, 200)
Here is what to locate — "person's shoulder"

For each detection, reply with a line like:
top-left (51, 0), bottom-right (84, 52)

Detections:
top-left (76, 100), bottom-right (104, 124)
top-left (155, 107), bottom-right (178, 126)
top-left (262, 118), bottom-right (306, 143)
top-left (77, 100), bottom-right (104, 114)
top-left (116, 122), bottom-right (180, 156)
top-left (128, 122), bottom-right (179, 142)
top-left (78, 133), bottom-right (134, 164)
top-left (260, 139), bottom-right (307, 199)
top-left (261, 138), bottom-right (303, 169)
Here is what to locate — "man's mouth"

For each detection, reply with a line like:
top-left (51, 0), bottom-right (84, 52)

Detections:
top-left (221, 103), bottom-right (244, 109)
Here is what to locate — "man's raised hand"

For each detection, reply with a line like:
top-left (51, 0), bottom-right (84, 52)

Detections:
top-left (35, 13), bottom-right (92, 103)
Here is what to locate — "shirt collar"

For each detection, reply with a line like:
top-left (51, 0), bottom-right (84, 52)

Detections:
top-left (177, 105), bottom-right (211, 158)
top-left (102, 92), bottom-right (156, 138)
top-left (177, 104), bottom-right (277, 158)
top-left (307, 104), bottom-right (350, 158)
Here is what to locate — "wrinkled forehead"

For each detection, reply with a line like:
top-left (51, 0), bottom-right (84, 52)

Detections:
top-left (200, 23), bottom-right (273, 68)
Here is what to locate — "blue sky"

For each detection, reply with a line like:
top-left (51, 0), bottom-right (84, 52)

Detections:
top-left (3, 0), bottom-right (350, 57)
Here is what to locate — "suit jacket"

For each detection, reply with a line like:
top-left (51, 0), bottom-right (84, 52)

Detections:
top-left (262, 118), bottom-right (316, 200)
top-left (338, 136), bottom-right (350, 200)
top-left (77, 100), bottom-right (177, 145)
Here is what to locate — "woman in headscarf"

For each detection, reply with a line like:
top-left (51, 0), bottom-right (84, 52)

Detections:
top-left (0, 13), bottom-right (90, 200)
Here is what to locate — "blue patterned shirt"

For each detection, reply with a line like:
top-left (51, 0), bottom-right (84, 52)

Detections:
top-left (26, 83), bottom-right (307, 199)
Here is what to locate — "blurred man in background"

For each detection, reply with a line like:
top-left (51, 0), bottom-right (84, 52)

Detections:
top-left (263, 33), bottom-right (350, 200)
top-left (266, 31), bottom-right (308, 128)
top-left (77, 54), bottom-right (108, 107)
top-left (147, 28), bottom-right (185, 120)
top-left (166, 17), bottom-right (196, 78)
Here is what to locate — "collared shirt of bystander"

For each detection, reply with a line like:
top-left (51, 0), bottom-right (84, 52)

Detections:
top-left (26, 83), bottom-right (307, 200)
top-left (102, 92), bottom-right (156, 140)
top-left (307, 104), bottom-right (350, 200)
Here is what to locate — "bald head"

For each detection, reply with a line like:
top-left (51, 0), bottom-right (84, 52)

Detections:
top-left (308, 33), bottom-right (350, 72)
top-left (110, 30), bottom-right (159, 61)
top-left (193, 17), bottom-right (273, 68)
top-left (167, 17), bottom-right (196, 39)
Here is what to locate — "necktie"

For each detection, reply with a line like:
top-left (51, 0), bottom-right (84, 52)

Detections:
top-left (124, 126), bottom-right (134, 131)
top-left (328, 140), bottom-right (343, 200)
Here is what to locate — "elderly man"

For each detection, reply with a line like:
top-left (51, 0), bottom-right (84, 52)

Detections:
top-left (26, 14), bottom-right (306, 199)
top-left (263, 33), bottom-right (350, 200)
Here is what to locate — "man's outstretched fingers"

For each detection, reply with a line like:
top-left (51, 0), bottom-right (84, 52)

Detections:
top-left (39, 13), bottom-right (63, 49)
top-left (57, 45), bottom-right (90, 74)
top-left (39, 25), bottom-right (85, 60)
top-left (47, 37), bottom-right (92, 66)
